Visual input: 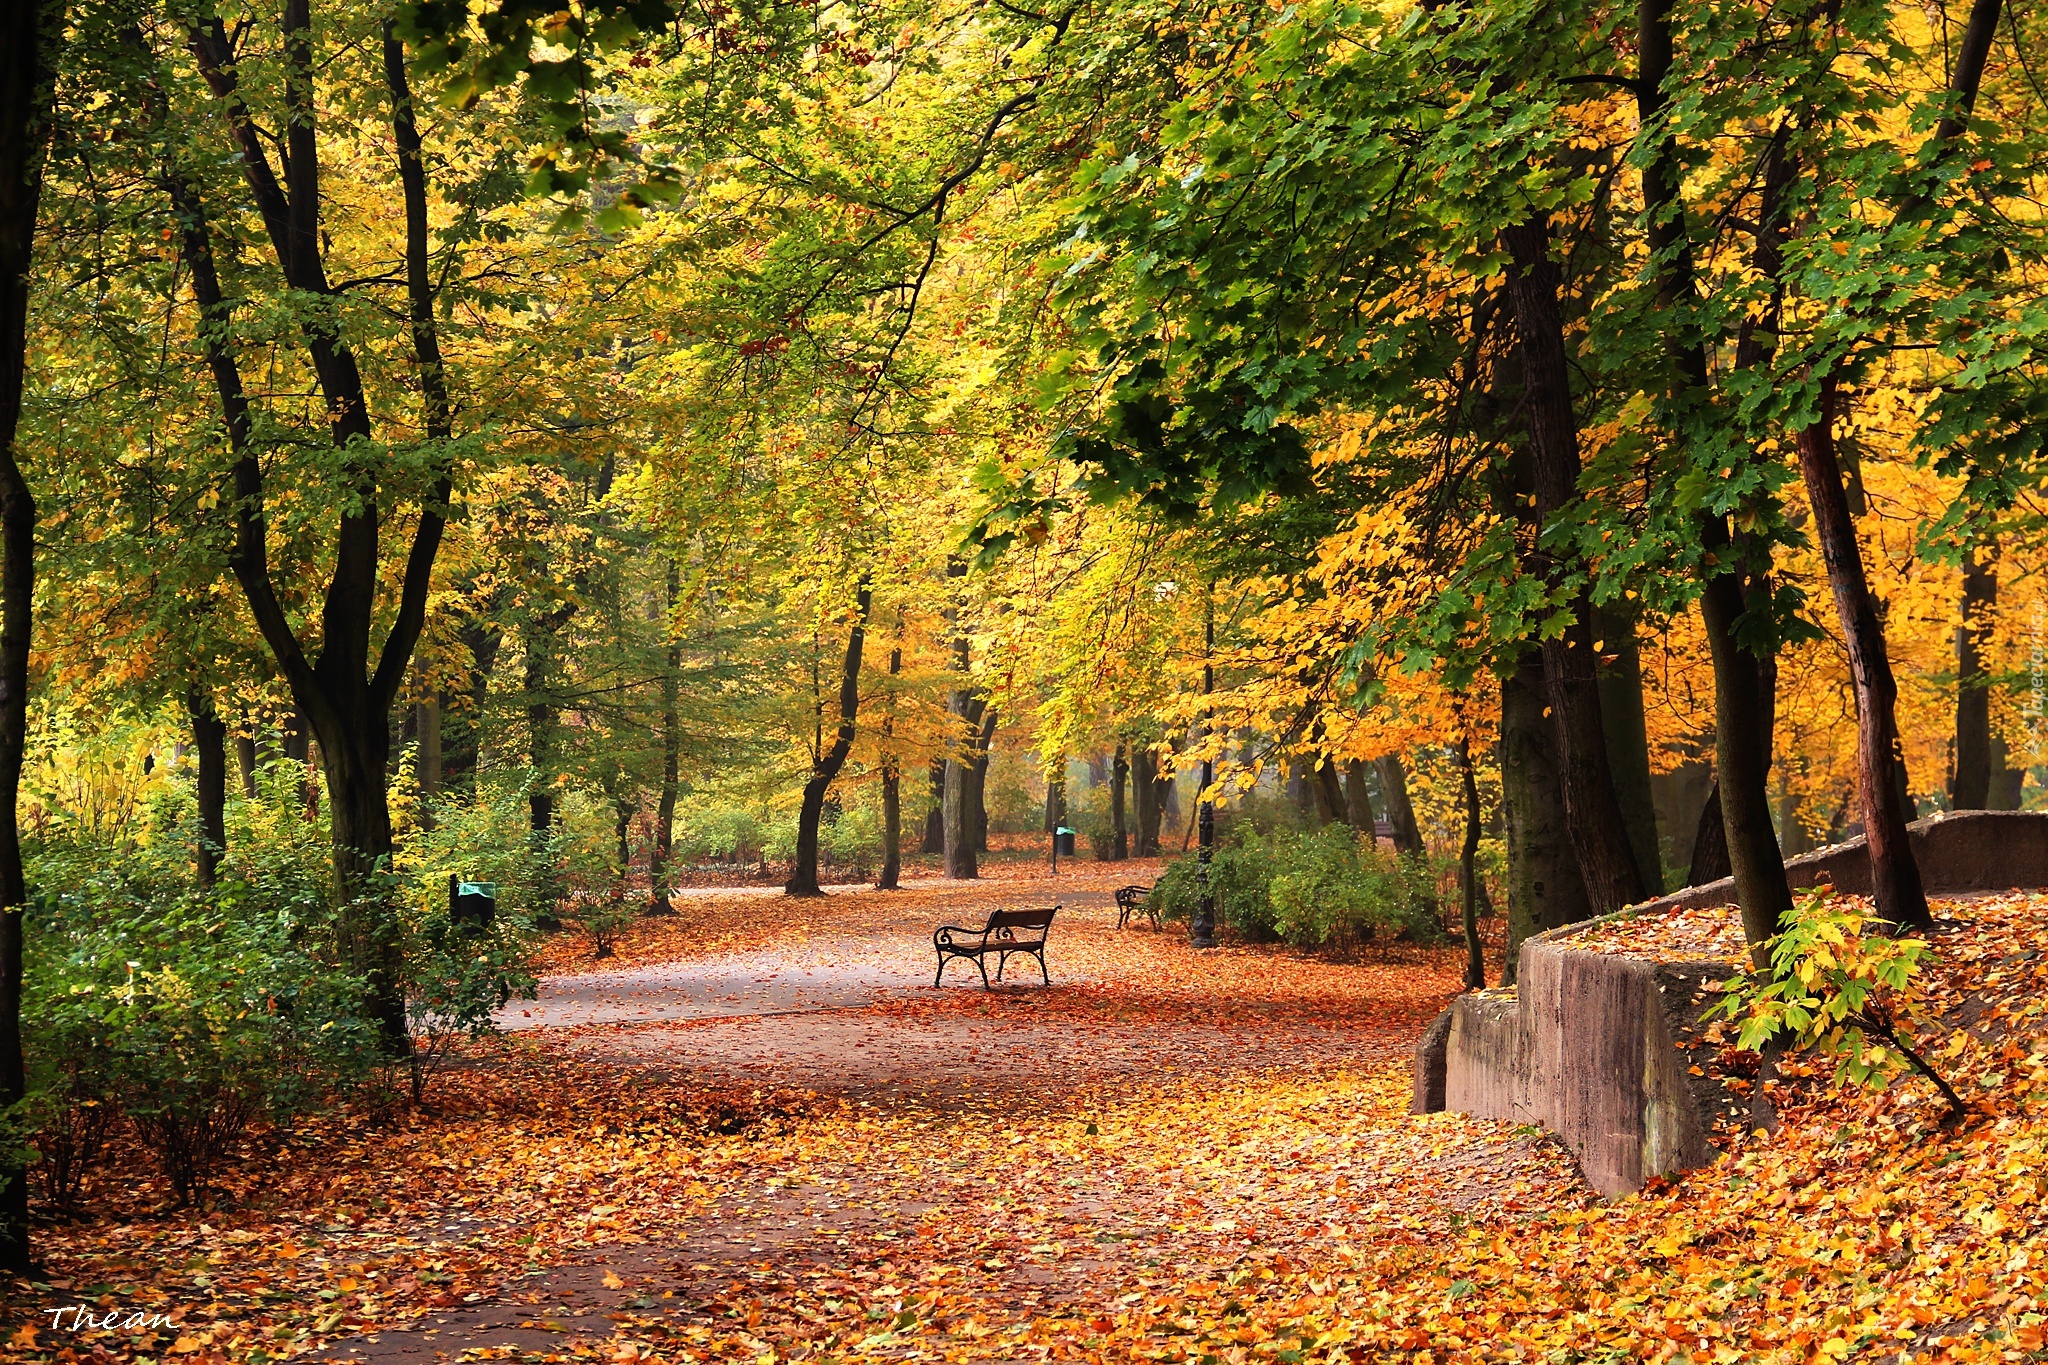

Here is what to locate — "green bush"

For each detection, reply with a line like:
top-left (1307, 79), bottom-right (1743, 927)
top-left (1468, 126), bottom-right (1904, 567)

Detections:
top-left (821, 801), bottom-right (882, 869)
top-left (1147, 826), bottom-right (1440, 950)
top-left (22, 865), bottom-right (379, 1207)
top-left (677, 805), bottom-right (765, 863)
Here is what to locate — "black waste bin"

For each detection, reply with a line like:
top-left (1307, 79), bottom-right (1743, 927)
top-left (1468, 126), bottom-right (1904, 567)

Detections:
top-left (449, 875), bottom-right (498, 929)
top-left (1054, 827), bottom-right (1076, 857)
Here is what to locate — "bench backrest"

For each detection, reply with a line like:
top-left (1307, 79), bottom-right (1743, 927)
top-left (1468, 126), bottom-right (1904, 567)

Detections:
top-left (987, 907), bottom-right (1056, 931)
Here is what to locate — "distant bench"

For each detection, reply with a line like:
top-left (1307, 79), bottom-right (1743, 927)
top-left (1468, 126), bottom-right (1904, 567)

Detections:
top-left (1115, 884), bottom-right (1158, 931)
top-left (933, 907), bottom-right (1057, 989)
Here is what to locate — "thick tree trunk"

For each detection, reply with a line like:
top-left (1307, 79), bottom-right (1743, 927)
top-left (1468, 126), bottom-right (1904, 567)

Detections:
top-left (188, 690), bottom-right (228, 888)
top-left (1952, 543), bottom-right (1996, 808)
top-left (1595, 606), bottom-right (1663, 894)
top-left (1796, 374), bottom-right (1930, 928)
top-left (788, 585), bottom-right (871, 895)
top-left (1501, 652), bottom-right (1593, 984)
top-left (1500, 218), bottom-right (1649, 913)
top-left (1110, 740), bottom-right (1129, 860)
top-left (1456, 738), bottom-right (1485, 990)
top-left (235, 732), bottom-right (258, 797)
top-left (649, 563), bottom-right (682, 914)
top-left (1373, 754), bottom-right (1424, 859)
top-left (0, 7), bottom-right (50, 1269)
top-left (1344, 759), bottom-right (1375, 833)
top-left (877, 642), bottom-right (903, 890)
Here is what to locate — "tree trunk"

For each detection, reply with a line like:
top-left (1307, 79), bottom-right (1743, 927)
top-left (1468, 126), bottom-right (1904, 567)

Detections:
top-left (236, 733), bottom-right (258, 797)
top-left (0, 0), bottom-right (53, 1266)
top-left (188, 689), bottom-right (228, 888)
top-left (1687, 782), bottom-right (1729, 885)
top-left (877, 642), bottom-right (903, 890)
top-left (969, 706), bottom-right (996, 854)
top-left (1501, 652), bottom-right (1593, 984)
top-left (1373, 754), bottom-right (1424, 858)
top-left (1500, 217), bottom-right (1650, 914)
top-left (921, 758), bottom-right (945, 854)
top-left (1131, 745), bottom-right (1159, 856)
top-left (526, 619), bottom-right (562, 924)
top-left (614, 799), bottom-right (632, 881)
top-left (1315, 761), bottom-right (1347, 833)
top-left (1344, 759), bottom-right (1375, 833)
top-left (1595, 606), bottom-right (1663, 894)
top-left (788, 584), bottom-right (871, 896)
top-left (174, 16), bottom-right (455, 1052)
top-left (944, 700), bottom-right (984, 880)
top-left (1952, 543), bottom-right (1996, 808)
top-left (1456, 737), bottom-right (1485, 990)
top-left (1110, 740), bottom-right (1129, 860)
top-left (1796, 372), bottom-right (1930, 928)
top-left (1632, 0), bottom-right (1794, 955)
top-left (649, 562), bottom-right (682, 914)
top-left (416, 697), bottom-right (442, 799)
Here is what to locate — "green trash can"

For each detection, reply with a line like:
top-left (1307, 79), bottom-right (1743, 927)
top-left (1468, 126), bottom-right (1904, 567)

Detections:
top-left (449, 875), bottom-right (497, 929)
top-left (1055, 827), bottom-right (1077, 857)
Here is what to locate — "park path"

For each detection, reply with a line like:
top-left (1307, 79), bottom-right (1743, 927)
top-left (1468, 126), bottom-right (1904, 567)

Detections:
top-left (304, 864), bottom-right (1589, 1364)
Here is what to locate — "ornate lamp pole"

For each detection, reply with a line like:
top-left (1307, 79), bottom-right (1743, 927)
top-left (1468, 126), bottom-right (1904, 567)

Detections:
top-left (1191, 586), bottom-right (1217, 949)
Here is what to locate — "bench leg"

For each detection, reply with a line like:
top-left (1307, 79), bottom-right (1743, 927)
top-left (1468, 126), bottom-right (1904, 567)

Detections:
top-left (934, 951), bottom-right (947, 988)
top-left (994, 950), bottom-right (1007, 982)
top-left (1035, 949), bottom-right (1049, 985)
top-left (976, 954), bottom-right (990, 989)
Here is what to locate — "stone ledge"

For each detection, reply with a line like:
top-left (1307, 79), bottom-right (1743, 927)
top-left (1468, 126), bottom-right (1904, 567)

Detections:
top-left (1641, 809), bottom-right (2048, 913)
top-left (1413, 809), bottom-right (2048, 1197)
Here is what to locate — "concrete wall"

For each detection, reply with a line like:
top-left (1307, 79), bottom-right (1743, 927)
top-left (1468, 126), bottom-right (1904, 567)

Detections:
top-left (1644, 809), bottom-right (2048, 913)
top-left (1424, 930), bottom-right (1737, 1198)
top-left (1415, 809), bottom-right (2048, 1197)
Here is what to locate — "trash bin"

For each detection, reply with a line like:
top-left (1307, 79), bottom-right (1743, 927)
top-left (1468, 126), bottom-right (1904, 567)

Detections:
top-left (1055, 827), bottom-right (1077, 857)
top-left (449, 875), bottom-right (498, 929)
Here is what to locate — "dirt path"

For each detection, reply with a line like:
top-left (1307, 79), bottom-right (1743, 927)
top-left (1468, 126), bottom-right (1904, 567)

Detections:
top-left (17, 865), bottom-right (1587, 1365)
top-left (302, 868), bottom-right (1587, 1363)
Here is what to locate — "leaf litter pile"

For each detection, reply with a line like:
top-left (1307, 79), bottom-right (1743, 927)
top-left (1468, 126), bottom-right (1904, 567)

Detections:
top-left (10, 876), bottom-right (2048, 1365)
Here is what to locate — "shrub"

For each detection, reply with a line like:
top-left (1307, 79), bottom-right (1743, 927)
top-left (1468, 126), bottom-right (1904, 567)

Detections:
top-left (1147, 827), bottom-right (1439, 950)
top-left (1706, 893), bottom-right (1964, 1120)
top-left (822, 802), bottom-right (882, 870)
top-left (677, 805), bottom-right (765, 864)
top-left (1268, 828), bottom-right (1441, 949)
top-left (23, 873), bottom-right (379, 1207)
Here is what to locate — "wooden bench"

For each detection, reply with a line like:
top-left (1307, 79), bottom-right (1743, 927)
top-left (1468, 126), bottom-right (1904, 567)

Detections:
top-left (933, 907), bottom-right (1057, 988)
top-left (1116, 884), bottom-right (1158, 930)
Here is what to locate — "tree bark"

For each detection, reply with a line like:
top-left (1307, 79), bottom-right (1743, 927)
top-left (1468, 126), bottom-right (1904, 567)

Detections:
top-left (944, 700), bottom-right (985, 880)
top-left (188, 690), bottom-right (228, 888)
top-left (526, 616), bottom-right (563, 923)
top-left (1952, 543), bottom-right (1996, 808)
top-left (1373, 754), bottom-right (1424, 859)
top-left (0, 0), bottom-right (56, 1261)
top-left (877, 641), bottom-right (903, 890)
top-left (1110, 740), bottom-right (1129, 860)
top-left (1501, 652), bottom-right (1593, 983)
top-left (1499, 217), bottom-right (1650, 914)
top-left (787, 584), bottom-right (871, 896)
top-left (1796, 373), bottom-right (1930, 928)
top-left (1456, 737), bottom-right (1486, 990)
top-left (921, 758), bottom-right (945, 854)
top-left (1315, 761), bottom-right (1347, 833)
top-left (1687, 782), bottom-right (1729, 886)
top-left (1344, 759), bottom-right (1376, 833)
top-left (1595, 606), bottom-right (1663, 894)
top-left (416, 698), bottom-right (442, 799)
top-left (235, 733), bottom-right (258, 798)
top-left (969, 706), bottom-right (995, 854)
top-left (1131, 745), bottom-right (1159, 856)
top-left (649, 562), bottom-right (682, 913)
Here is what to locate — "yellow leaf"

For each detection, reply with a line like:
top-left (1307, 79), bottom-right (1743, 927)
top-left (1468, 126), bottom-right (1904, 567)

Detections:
top-left (603, 1271), bottom-right (625, 1290)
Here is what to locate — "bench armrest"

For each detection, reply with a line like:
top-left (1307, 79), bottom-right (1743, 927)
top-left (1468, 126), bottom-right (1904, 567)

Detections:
top-left (933, 924), bottom-right (988, 946)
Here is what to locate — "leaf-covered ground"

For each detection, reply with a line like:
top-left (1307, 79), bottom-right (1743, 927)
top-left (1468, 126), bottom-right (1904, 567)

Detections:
top-left (10, 875), bottom-right (2048, 1364)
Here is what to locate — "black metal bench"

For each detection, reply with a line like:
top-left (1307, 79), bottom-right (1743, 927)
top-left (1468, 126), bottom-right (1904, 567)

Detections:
top-left (933, 907), bottom-right (1057, 988)
top-left (1116, 884), bottom-right (1158, 930)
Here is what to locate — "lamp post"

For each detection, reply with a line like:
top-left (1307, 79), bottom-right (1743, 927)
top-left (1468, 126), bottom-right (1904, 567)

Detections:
top-left (1191, 587), bottom-right (1217, 949)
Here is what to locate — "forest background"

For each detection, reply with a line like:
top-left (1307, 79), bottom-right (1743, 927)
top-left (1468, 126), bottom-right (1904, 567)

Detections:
top-left (0, 0), bottom-right (2043, 1275)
